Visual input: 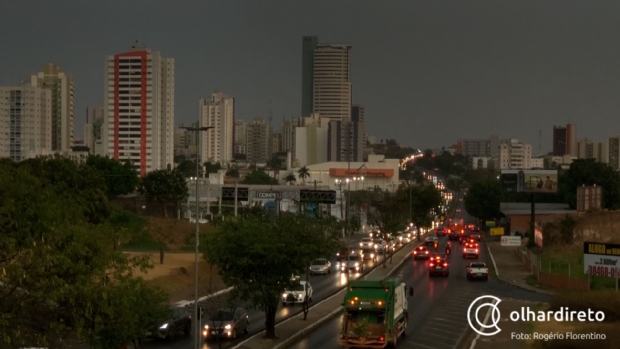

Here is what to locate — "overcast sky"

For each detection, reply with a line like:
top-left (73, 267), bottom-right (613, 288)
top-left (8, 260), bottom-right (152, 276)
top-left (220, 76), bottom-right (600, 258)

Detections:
top-left (2, 0), bottom-right (620, 153)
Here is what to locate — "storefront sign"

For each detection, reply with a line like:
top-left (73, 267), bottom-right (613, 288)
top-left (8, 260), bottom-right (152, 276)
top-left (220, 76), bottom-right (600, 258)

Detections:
top-left (256, 191), bottom-right (281, 199)
top-left (583, 242), bottom-right (620, 277)
top-left (501, 236), bottom-right (521, 246)
top-left (329, 168), bottom-right (394, 178)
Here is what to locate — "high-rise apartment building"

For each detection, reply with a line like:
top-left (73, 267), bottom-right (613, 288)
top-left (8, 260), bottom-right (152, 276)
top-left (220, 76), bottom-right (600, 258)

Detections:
top-left (199, 91), bottom-right (234, 165)
top-left (30, 63), bottom-right (74, 152)
top-left (351, 105), bottom-right (365, 161)
top-left (272, 132), bottom-right (283, 154)
top-left (552, 124), bottom-right (577, 156)
top-left (313, 44), bottom-right (352, 121)
top-left (293, 113), bottom-right (328, 167)
top-left (458, 135), bottom-right (504, 158)
top-left (84, 103), bottom-right (104, 155)
top-left (567, 124), bottom-right (577, 156)
top-left (247, 117), bottom-right (270, 163)
top-left (498, 139), bottom-right (533, 170)
top-left (608, 136), bottom-right (620, 170)
top-left (301, 36), bottom-right (319, 118)
top-left (576, 138), bottom-right (605, 162)
top-left (103, 46), bottom-right (175, 175)
top-left (0, 86), bottom-right (52, 161)
top-left (281, 119), bottom-right (294, 153)
top-left (233, 119), bottom-right (248, 156)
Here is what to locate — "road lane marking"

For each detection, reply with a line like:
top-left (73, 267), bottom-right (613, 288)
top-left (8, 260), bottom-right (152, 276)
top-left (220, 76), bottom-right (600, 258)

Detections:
top-left (486, 244), bottom-right (499, 277)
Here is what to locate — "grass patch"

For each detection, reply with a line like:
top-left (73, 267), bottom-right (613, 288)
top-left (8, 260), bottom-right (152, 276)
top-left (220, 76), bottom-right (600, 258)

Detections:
top-left (539, 245), bottom-right (617, 290)
top-left (548, 290), bottom-right (620, 322)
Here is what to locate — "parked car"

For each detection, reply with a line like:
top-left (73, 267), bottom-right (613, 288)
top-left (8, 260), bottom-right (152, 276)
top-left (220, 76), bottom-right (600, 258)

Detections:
top-left (309, 258), bottom-right (332, 275)
top-left (202, 307), bottom-right (249, 340)
top-left (147, 307), bottom-right (191, 340)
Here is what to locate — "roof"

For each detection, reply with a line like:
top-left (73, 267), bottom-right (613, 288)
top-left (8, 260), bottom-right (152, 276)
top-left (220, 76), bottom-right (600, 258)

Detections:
top-left (500, 202), bottom-right (576, 216)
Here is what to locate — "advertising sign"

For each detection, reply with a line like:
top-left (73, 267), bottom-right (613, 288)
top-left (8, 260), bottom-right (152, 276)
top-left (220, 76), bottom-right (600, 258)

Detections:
top-left (329, 168), bottom-right (394, 178)
top-left (500, 170), bottom-right (559, 194)
top-left (256, 191), bottom-right (281, 199)
top-left (583, 242), bottom-right (620, 277)
top-left (485, 221), bottom-right (496, 228)
top-left (501, 236), bottom-right (521, 246)
top-left (490, 227), bottom-right (504, 236)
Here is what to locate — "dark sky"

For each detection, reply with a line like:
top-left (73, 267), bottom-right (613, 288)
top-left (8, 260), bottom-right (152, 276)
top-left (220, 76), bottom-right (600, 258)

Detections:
top-left (2, 0), bottom-right (620, 153)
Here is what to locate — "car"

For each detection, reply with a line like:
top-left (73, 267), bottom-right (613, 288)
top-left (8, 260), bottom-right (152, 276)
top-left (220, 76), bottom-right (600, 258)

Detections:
top-left (359, 237), bottom-right (374, 249)
top-left (463, 242), bottom-right (480, 259)
top-left (471, 234), bottom-right (482, 242)
top-left (466, 262), bottom-right (489, 281)
top-left (424, 235), bottom-right (438, 246)
top-left (413, 245), bottom-right (430, 260)
top-left (429, 255), bottom-right (450, 277)
top-left (341, 252), bottom-right (364, 273)
top-left (282, 281), bottom-right (313, 305)
top-left (392, 232), bottom-right (404, 244)
top-left (448, 231), bottom-right (459, 241)
top-left (373, 239), bottom-right (387, 252)
top-left (434, 228), bottom-right (445, 237)
top-left (309, 258), bottom-right (332, 275)
top-left (456, 208), bottom-right (461, 212)
top-left (202, 307), bottom-right (249, 340)
top-left (362, 248), bottom-right (378, 261)
top-left (458, 234), bottom-right (471, 244)
top-left (148, 307), bottom-right (191, 340)
top-left (336, 246), bottom-right (352, 262)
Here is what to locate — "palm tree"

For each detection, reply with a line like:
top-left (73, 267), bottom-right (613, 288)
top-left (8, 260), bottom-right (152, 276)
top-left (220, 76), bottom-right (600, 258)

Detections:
top-left (285, 173), bottom-right (296, 185)
top-left (297, 166), bottom-right (310, 185)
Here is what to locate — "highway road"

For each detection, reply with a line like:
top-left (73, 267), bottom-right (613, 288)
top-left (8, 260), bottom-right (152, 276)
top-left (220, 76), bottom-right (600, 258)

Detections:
top-left (143, 234), bottom-right (410, 349)
top-left (289, 191), bottom-right (551, 349)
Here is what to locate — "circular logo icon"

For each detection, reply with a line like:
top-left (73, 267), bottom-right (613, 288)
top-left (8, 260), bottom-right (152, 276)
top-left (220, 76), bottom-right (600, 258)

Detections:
top-left (467, 295), bottom-right (502, 336)
top-left (501, 237), bottom-right (508, 245)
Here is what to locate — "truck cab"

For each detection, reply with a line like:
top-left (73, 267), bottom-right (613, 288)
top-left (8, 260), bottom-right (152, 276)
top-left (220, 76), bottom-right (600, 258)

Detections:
top-left (340, 277), bottom-right (410, 348)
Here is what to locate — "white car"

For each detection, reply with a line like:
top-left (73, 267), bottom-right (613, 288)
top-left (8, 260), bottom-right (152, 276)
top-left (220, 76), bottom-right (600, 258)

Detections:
top-left (341, 253), bottom-right (364, 273)
top-left (373, 239), bottom-right (387, 252)
top-left (282, 281), bottom-right (313, 305)
top-left (359, 237), bottom-right (374, 249)
top-left (424, 235), bottom-right (438, 246)
top-left (466, 262), bottom-right (489, 281)
top-left (309, 258), bottom-right (331, 275)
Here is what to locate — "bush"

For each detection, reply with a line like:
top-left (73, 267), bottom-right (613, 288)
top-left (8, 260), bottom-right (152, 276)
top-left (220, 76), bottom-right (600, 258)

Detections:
top-left (548, 290), bottom-right (620, 322)
top-left (530, 323), bottom-right (620, 349)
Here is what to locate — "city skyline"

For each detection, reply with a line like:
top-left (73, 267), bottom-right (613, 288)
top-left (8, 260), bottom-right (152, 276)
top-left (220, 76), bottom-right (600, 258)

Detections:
top-left (2, 1), bottom-right (620, 151)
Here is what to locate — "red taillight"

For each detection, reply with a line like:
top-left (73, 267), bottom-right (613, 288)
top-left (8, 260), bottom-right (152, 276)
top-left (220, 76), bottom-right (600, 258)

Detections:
top-left (425, 251), bottom-right (429, 254)
top-left (413, 251), bottom-right (417, 254)
top-left (443, 263), bottom-right (448, 267)
top-left (380, 336), bottom-right (385, 341)
top-left (475, 249), bottom-right (478, 253)
top-left (430, 263), bottom-right (434, 267)
top-left (463, 248), bottom-right (466, 252)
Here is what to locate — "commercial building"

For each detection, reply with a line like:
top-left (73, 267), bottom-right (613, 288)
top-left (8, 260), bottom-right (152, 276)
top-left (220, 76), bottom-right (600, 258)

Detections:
top-left (498, 139), bottom-right (533, 170)
top-left (0, 86), bottom-right (52, 161)
top-left (199, 91), bottom-right (234, 165)
top-left (30, 63), bottom-right (74, 152)
top-left (102, 46), bottom-right (175, 175)
top-left (246, 117), bottom-right (270, 164)
top-left (312, 43), bottom-right (352, 121)
top-left (84, 103), bottom-right (104, 154)
top-left (542, 155), bottom-right (576, 169)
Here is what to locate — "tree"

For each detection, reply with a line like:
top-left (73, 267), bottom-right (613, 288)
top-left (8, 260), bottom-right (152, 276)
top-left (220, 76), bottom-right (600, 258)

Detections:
top-left (233, 153), bottom-right (247, 161)
top-left (0, 162), bottom-right (169, 348)
top-left (410, 185), bottom-right (443, 229)
top-left (559, 159), bottom-right (620, 210)
top-left (176, 159), bottom-right (197, 178)
top-left (464, 179), bottom-right (502, 221)
top-left (85, 155), bottom-right (139, 198)
top-left (138, 168), bottom-right (189, 218)
top-left (174, 154), bottom-right (187, 163)
top-left (201, 213), bottom-right (340, 339)
top-left (204, 162), bottom-right (222, 174)
top-left (226, 168), bottom-right (240, 178)
top-left (267, 157), bottom-right (284, 170)
top-left (243, 170), bottom-right (277, 185)
top-left (297, 166), bottom-right (310, 184)
top-left (285, 173), bottom-right (296, 184)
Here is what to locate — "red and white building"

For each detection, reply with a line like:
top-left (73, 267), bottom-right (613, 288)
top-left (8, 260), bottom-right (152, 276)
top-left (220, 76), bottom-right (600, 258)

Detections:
top-left (103, 45), bottom-right (175, 176)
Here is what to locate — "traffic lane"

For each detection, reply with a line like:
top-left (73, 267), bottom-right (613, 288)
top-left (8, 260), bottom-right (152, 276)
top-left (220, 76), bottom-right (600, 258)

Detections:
top-left (144, 245), bottom-right (399, 349)
top-left (289, 243), bottom-right (452, 349)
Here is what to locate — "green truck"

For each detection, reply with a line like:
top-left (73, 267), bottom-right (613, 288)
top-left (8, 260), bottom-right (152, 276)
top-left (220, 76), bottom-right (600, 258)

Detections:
top-left (339, 276), bottom-right (411, 348)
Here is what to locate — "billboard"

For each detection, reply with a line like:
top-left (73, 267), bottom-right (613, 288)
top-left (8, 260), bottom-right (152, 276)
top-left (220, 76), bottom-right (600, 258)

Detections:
top-left (583, 242), bottom-right (620, 277)
top-left (501, 170), bottom-right (559, 194)
top-left (490, 227), bottom-right (504, 236)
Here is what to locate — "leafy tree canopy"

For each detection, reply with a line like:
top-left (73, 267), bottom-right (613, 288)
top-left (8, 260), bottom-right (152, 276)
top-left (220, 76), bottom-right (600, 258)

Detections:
top-left (226, 168), bottom-right (240, 178)
top-left (204, 162), bottom-right (222, 174)
top-left (202, 213), bottom-right (340, 338)
top-left (368, 185), bottom-right (441, 233)
top-left (176, 159), bottom-right (197, 178)
top-left (559, 159), bottom-right (620, 210)
top-left (85, 155), bottom-right (139, 198)
top-left (138, 168), bottom-right (189, 217)
top-left (243, 170), bottom-right (278, 185)
top-left (464, 179), bottom-right (502, 221)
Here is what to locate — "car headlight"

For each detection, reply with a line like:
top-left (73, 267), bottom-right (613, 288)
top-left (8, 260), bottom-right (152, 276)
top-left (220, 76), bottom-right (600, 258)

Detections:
top-left (159, 323), bottom-right (169, 330)
top-left (204, 324), bottom-right (209, 329)
top-left (355, 262), bottom-right (359, 266)
top-left (370, 253), bottom-right (375, 258)
top-left (225, 324), bottom-right (232, 329)
top-left (374, 244), bottom-right (378, 248)
top-left (283, 293), bottom-right (287, 298)
top-left (359, 242), bottom-right (363, 246)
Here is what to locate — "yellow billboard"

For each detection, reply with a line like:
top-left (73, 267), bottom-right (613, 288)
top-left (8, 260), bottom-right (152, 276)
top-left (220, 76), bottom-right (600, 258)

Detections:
top-left (490, 227), bottom-right (504, 236)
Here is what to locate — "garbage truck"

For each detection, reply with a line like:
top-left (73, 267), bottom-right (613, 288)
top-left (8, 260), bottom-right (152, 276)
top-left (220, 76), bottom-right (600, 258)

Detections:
top-left (339, 276), bottom-right (411, 348)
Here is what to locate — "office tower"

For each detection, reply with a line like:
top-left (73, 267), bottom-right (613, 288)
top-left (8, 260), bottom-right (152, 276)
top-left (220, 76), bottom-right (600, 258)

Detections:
top-left (247, 117), bottom-right (270, 163)
top-left (576, 138), bottom-right (605, 162)
top-left (30, 63), bottom-right (74, 152)
top-left (199, 91), bottom-right (234, 164)
top-left (608, 136), bottom-right (620, 170)
top-left (552, 126), bottom-right (567, 156)
top-left (103, 45), bottom-right (175, 175)
top-left (233, 119), bottom-right (248, 156)
top-left (313, 43), bottom-right (352, 121)
top-left (84, 103), bottom-right (104, 154)
top-left (301, 36), bottom-right (319, 117)
top-left (350, 105), bottom-right (365, 161)
top-left (281, 119), bottom-right (294, 152)
top-left (0, 86), bottom-right (52, 161)
top-left (566, 124), bottom-right (577, 157)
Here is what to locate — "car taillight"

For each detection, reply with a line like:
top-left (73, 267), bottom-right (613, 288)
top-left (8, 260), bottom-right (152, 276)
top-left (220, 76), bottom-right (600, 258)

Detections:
top-left (475, 249), bottom-right (478, 253)
top-left (414, 251), bottom-right (417, 254)
top-left (463, 248), bottom-right (466, 252)
top-left (425, 251), bottom-right (429, 254)
top-left (380, 336), bottom-right (385, 341)
top-left (430, 263), bottom-right (434, 267)
top-left (443, 263), bottom-right (448, 267)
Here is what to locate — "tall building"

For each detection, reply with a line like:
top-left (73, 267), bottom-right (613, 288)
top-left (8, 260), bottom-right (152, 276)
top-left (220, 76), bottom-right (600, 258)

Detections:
top-left (608, 136), bottom-right (620, 170)
top-left (272, 132), bottom-right (283, 154)
top-left (294, 113), bottom-right (328, 167)
top-left (301, 36), bottom-right (318, 118)
top-left (281, 119), bottom-right (294, 152)
top-left (30, 63), bottom-right (74, 152)
top-left (103, 46), bottom-right (175, 175)
top-left (498, 139), bottom-right (533, 170)
top-left (0, 86), bottom-right (52, 161)
top-left (552, 124), bottom-right (577, 156)
top-left (312, 44), bottom-right (352, 121)
top-left (233, 119), bottom-right (248, 156)
top-left (566, 124), bottom-right (577, 157)
top-left (199, 91), bottom-right (234, 165)
top-left (576, 138), bottom-right (605, 162)
top-left (350, 105), bottom-right (365, 161)
top-left (247, 117), bottom-right (270, 163)
top-left (84, 103), bottom-right (104, 154)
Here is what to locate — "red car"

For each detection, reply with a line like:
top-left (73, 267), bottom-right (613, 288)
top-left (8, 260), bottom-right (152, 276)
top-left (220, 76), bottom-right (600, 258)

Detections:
top-left (413, 245), bottom-right (430, 260)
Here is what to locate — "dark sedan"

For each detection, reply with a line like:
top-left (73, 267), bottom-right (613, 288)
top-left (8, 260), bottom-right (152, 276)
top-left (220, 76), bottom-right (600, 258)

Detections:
top-left (148, 307), bottom-right (191, 340)
top-left (203, 307), bottom-right (249, 340)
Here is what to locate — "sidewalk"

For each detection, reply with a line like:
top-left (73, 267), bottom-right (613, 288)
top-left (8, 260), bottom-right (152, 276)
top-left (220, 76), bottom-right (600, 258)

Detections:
top-left (460, 299), bottom-right (533, 349)
top-left (486, 240), bottom-right (553, 295)
top-left (233, 242), bottom-right (417, 349)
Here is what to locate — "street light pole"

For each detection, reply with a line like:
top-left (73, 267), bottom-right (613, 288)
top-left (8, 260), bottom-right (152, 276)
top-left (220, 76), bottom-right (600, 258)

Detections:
top-left (181, 125), bottom-right (214, 349)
